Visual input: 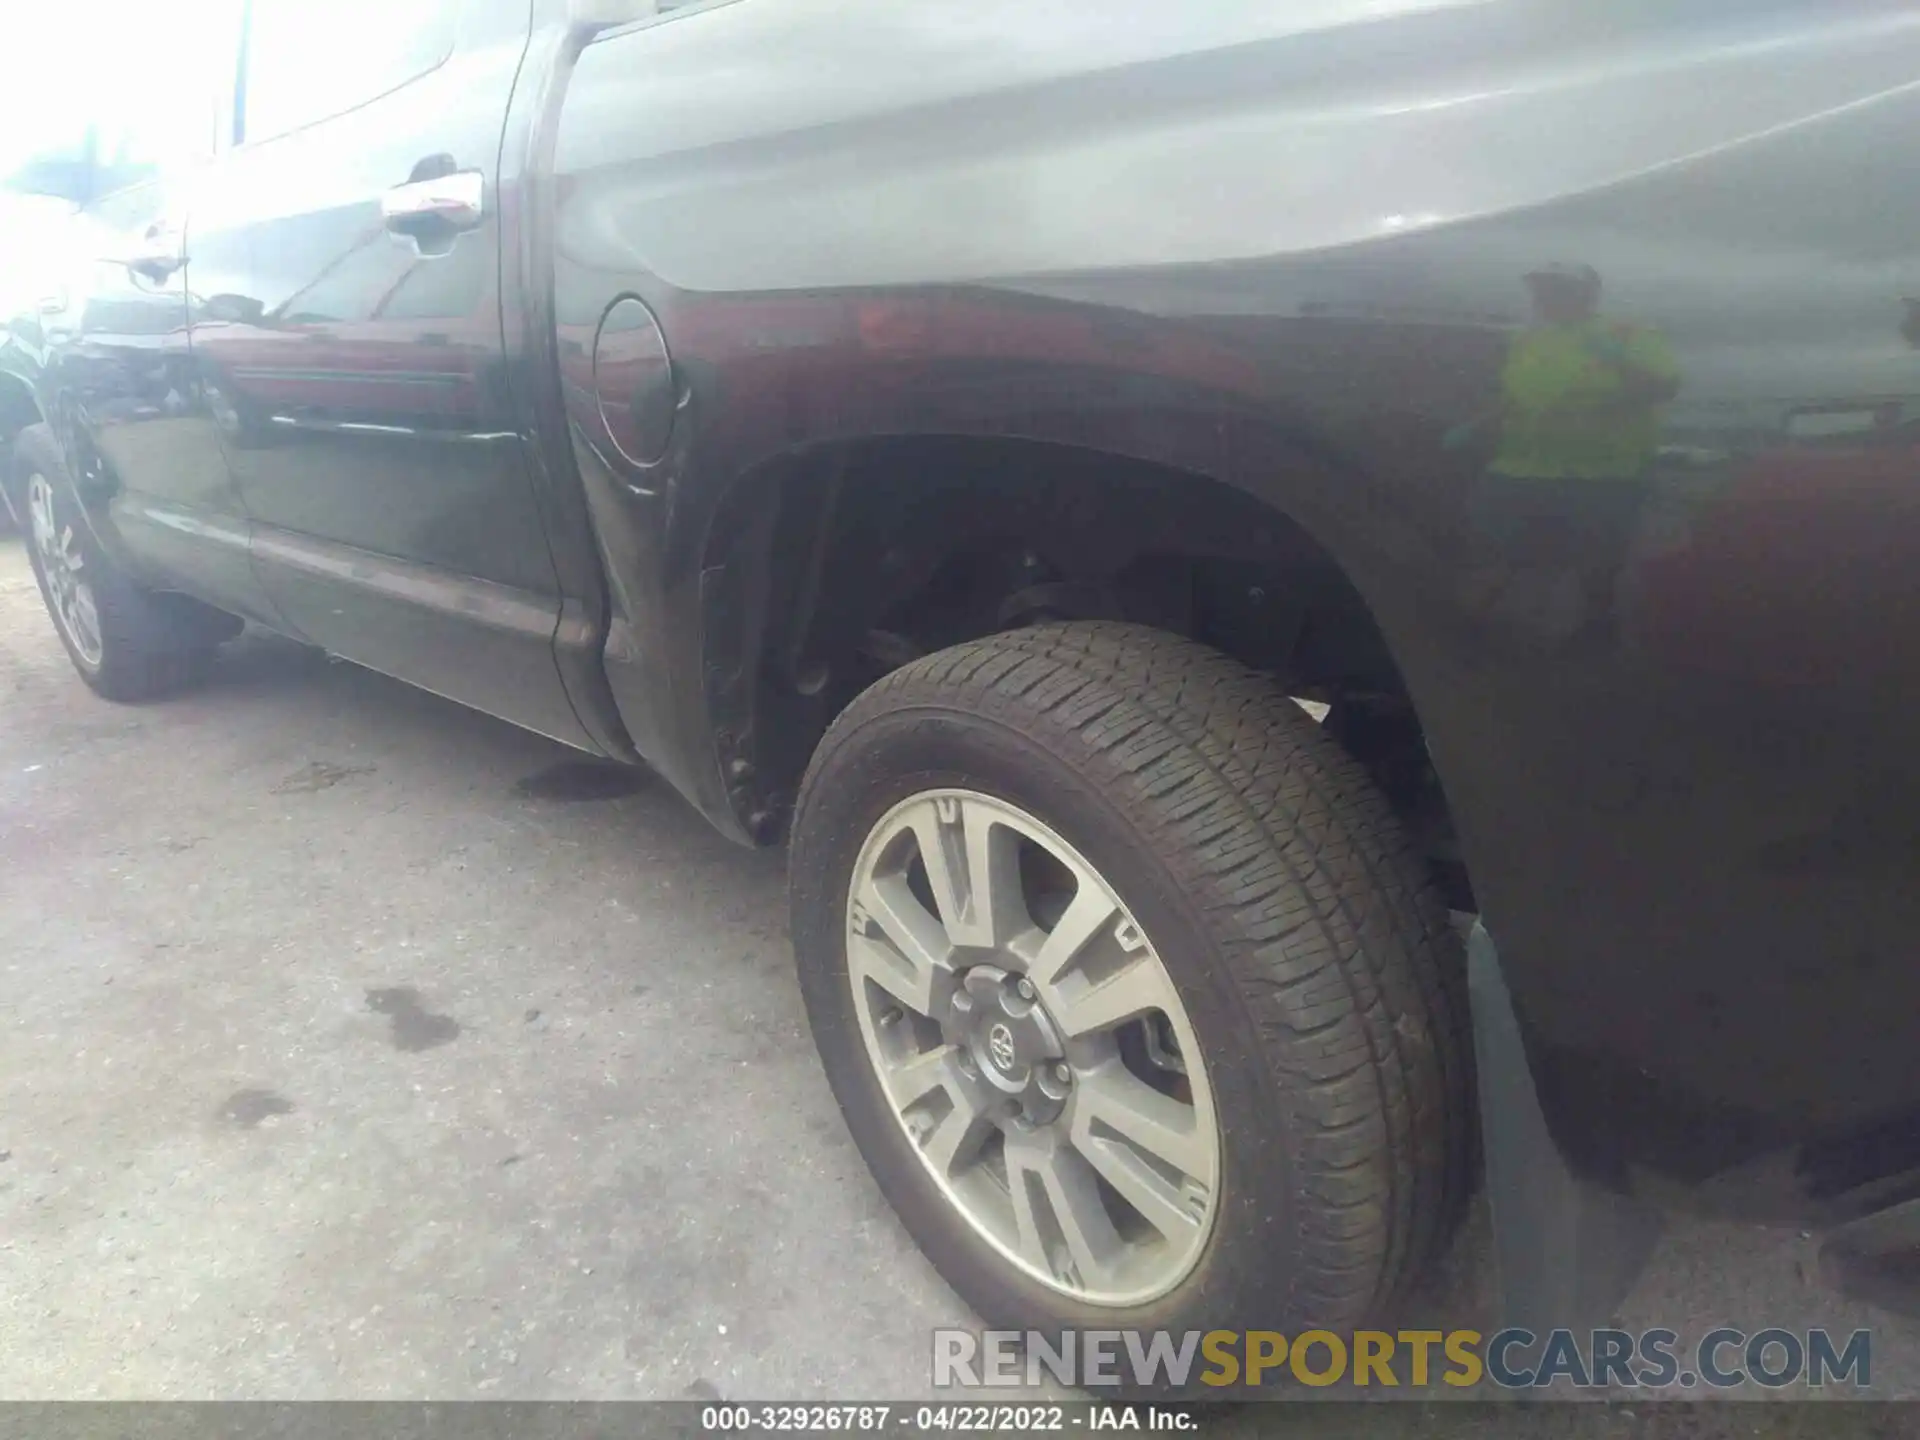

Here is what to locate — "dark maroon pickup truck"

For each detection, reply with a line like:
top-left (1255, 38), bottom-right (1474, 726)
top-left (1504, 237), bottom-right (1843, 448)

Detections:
top-left (5, 0), bottom-right (1919, 1364)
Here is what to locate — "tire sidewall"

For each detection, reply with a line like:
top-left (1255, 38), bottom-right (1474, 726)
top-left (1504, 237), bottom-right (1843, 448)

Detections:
top-left (792, 699), bottom-right (1315, 1343)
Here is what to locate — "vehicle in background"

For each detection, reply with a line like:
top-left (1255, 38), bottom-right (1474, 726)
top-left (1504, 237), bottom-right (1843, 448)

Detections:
top-left (6, 0), bottom-right (1920, 1362)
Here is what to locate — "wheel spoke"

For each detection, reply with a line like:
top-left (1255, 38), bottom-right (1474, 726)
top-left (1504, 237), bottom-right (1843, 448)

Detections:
top-left (1006, 1172), bottom-right (1053, 1274)
top-left (881, 1046), bottom-right (960, 1108)
top-left (69, 586), bottom-right (102, 659)
top-left (1007, 1138), bottom-right (1125, 1293)
top-left (1051, 953), bottom-right (1183, 1040)
top-left (1028, 882), bottom-right (1119, 988)
top-left (850, 871), bottom-right (954, 1017)
top-left (908, 795), bottom-right (1027, 948)
top-left (920, 1094), bottom-right (998, 1179)
top-left (1071, 1068), bottom-right (1212, 1238)
top-left (27, 478), bottom-right (55, 548)
top-left (1077, 1135), bottom-right (1204, 1242)
top-left (1074, 1066), bottom-right (1213, 1179)
top-left (962, 797), bottom-right (1030, 948)
top-left (907, 799), bottom-right (968, 938)
top-left (883, 1047), bottom-right (995, 1179)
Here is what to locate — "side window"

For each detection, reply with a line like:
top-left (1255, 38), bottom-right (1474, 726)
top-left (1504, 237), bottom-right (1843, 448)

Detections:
top-left (241, 0), bottom-right (455, 144)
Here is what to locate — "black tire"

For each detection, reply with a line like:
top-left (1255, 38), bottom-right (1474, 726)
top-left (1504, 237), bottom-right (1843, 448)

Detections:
top-left (790, 622), bottom-right (1472, 1357)
top-left (15, 423), bottom-right (236, 701)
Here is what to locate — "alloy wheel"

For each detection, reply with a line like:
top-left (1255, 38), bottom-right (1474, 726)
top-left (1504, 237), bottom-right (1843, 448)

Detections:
top-left (26, 472), bottom-right (103, 668)
top-left (846, 788), bottom-right (1220, 1307)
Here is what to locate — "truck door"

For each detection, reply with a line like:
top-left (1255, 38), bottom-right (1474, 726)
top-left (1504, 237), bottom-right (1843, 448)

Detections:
top-left (188, 0), bottom-right (594, 749)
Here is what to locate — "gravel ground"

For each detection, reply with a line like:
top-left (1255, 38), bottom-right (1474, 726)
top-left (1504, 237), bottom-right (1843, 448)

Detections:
top-left (2, 536), bottom-right (1916, 1424)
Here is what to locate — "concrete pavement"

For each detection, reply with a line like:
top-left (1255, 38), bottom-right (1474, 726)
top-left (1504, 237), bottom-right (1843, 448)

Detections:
top-left (2, 538), bottom-right (1915, 1408)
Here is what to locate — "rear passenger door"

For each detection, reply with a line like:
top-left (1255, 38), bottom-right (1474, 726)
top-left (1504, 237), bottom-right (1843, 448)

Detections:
top-left (188, 0), bottom-right (594, 749)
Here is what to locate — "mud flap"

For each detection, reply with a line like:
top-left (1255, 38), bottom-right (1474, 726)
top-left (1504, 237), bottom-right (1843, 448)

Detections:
top-left (1470, 921), bottom-right (1663, 1335)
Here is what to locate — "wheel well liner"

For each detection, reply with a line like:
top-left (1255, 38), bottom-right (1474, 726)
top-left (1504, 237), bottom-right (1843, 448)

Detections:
top-left (699, 433), bottom-right (1434, 846)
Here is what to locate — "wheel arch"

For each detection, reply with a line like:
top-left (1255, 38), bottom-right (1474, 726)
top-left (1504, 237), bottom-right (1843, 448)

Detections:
top-left (692, 421), bottom-right (1463, 895)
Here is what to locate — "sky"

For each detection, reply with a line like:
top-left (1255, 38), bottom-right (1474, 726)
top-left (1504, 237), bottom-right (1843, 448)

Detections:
top-left (0, 0), bottom-right (236, 177)
top-left (0, 0), bottom-right (237, 308)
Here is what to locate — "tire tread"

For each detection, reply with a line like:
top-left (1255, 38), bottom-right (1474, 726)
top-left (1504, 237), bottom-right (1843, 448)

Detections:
top-left (809, 621), bottom-right (1472, 1323)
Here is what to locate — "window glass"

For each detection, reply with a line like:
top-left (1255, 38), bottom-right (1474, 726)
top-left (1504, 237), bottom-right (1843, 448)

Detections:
top-left (243, 0), bottom-right (454, 144)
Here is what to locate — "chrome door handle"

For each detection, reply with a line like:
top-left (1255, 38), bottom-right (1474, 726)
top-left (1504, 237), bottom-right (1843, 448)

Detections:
top-left (381, 171), bottom-right (485, 234)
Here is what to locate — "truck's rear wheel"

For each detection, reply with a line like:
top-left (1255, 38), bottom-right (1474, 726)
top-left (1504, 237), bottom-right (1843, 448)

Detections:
top-left (16, 424), bottom-right (235, 701)
top-left (789, 622), bottom-right (1471, 1353)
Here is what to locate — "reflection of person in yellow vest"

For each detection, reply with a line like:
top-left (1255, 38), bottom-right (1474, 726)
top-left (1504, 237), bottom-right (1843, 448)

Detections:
top-left (1453, 263), bottom-right (1681, 645)
top-left (1492, 263), bottom-right (1680, 481)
